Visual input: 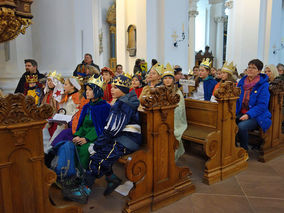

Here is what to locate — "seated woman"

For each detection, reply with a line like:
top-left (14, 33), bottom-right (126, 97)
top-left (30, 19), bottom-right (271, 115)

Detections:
top-left (139, 63), bottom-right (163, 100)
top-left (211, 61), bottom-right (237, 102)
top-left (130, 74), bottom-right (144, 98)
top-left (191, 58), bottom-right (217, 101)
top-left (264, 64), bottom-right (279, 83)
top-left (162, 64), bottom-right (187, 161)
top-left (236, 59), bottom-right (271, 151)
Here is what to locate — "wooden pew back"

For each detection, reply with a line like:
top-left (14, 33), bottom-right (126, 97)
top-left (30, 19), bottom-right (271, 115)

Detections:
top-left (0, 94), bottom-right (82, 213)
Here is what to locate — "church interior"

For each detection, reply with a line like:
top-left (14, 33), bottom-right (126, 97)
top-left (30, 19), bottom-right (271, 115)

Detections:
top-left (0, 0), bottom-right (284, 213)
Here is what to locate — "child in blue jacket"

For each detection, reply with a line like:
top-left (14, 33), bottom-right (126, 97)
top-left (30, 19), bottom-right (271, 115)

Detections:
top-left (65, 75), bottom-right (141, 203)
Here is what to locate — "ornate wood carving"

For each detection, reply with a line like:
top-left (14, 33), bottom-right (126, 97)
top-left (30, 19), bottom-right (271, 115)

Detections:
top-left (269, 78), bottom-right (284, 94)
top-left (140, 85), bottom-right (180, 108)
top-left (0, 93), bottom-right (53, 125)
top-left (123, 96), bottom-right (195, 212)
top-left (0, 94), bottom-right (82, 213)
top-left (214, 81), bottom-right (241, 99)
top-left (0, 0), bottom-right (33, 43)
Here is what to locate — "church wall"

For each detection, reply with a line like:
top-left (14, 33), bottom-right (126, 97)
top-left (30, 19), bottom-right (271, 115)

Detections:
top-left (163, 0), bottom-right (189, 72)
top-left (226, 0), bottom-right (263, 73)
top-left (117, 0), bottom-right (147, 74)
top-left (0, 30), bottom-right (33, 93)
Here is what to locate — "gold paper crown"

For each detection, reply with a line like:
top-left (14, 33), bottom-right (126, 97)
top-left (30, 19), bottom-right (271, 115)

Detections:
top-left (87, 75), bottom-right (104, 89)
top-left (25, 74), bottom-right (38, 83)
top-left (221, 61), bottom-right (236, 75)
top-left (47, 71), bottom-right (64, 83)
top-left (162, 63), bottom-right (175, 78)
top-left (112, 75), bottom-right (131, 88)
top-left (200, 58), bottom-right (212, 68)
top-left (123, 73), bottom-right (132, 79)
top-left (152, 63), bottom-right (164, 75)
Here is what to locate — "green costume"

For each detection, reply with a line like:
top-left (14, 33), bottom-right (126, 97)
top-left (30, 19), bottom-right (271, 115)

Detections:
top-left (74, 104), bottom-right (97, 169)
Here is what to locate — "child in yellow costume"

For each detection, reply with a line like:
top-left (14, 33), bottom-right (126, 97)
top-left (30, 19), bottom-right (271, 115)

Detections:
top-left (24, 74), bottom-right (42, 104)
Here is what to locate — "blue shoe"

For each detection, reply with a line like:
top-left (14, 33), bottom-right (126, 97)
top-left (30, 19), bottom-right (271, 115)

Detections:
top-left (62, 186), bottom-right (88, 204)
top-left (104, 174), bottom-right (122, 196)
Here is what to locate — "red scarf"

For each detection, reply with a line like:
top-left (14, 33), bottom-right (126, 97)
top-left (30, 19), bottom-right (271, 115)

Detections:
top-left (241, 75), bottom-right (260, 114)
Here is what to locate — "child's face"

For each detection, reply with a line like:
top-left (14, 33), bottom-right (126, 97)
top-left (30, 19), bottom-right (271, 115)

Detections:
top-left (163, 76), bottom-right (174, 86)
top-left (102, 71), bottom-right (111, 82)
top-left (29, 83), bottom-right (36, 88)
top-left (111, 85), bottom-right (125, 99)
top-left (148, 69), bottom-right (160, 82)
top-left (199, 66), bottom-right (209, 79)
top-left (131, 77), bottom-right (140, 88)
top-left (47, 78), bottom-right (55, 89)
top-left (86, 85), bottom-right (95, 100)
top-left (221, 72), bottom-right (229, 81)
top-left (64, 79), bottom-right (75, 94)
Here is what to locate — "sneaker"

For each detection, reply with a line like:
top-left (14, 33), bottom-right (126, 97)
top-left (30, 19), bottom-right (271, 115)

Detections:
top-left (82, 185), bottom-right (92, 196)
top-left (104, 175), bottom-right (122, 196)
top-left (62, 186), bottom-right (88, 204)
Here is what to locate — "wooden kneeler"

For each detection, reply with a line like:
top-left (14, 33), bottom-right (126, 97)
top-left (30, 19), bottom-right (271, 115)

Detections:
top-left (0, 94), bottom-right (82, 213)
top-left (123, 86), bottom-right (195, 213)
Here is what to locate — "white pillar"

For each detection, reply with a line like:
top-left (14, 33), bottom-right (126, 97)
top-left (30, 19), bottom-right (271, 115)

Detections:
top-left (214, 16), bottom-right (226, 68)
top-left (225, 0), bottom-right (234, 63)
top-left (188, 0), bottom-right (199, 70)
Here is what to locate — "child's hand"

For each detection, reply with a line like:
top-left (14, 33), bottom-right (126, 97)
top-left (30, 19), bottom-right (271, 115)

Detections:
top-left (72, 136), bottom-right (80, 144)
top-left (77, 138), bottom-right (87, 145)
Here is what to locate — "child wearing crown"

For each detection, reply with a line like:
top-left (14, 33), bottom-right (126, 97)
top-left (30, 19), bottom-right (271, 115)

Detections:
top-left (210, 61), bottom-right (237, 102)
top-left (24, 74), bottom-right (42, 105)
top-left (41, 71), bottom-right (64, 153)
top-left (191, 58), bottom-right (217, 101)
top-left (64, 75), bottom-right (141, 203)
top-left (162, 64), bottom-right (187, 160)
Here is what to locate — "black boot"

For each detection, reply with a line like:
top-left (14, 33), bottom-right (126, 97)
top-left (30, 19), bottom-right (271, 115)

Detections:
top-left (104, 174), bottom-right (122, 196)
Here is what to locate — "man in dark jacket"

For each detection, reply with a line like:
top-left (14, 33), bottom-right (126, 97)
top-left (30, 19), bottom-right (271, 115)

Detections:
top-left (15, 59), bottom-right (45, 94)
top-left (73, 53), bottom-right (100, 77)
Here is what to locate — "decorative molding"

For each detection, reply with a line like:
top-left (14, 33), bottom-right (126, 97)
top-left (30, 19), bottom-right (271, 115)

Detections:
top-left (0, 0), bottom-right (33, 43)
top-left (0, 94), bottom-right (53, 125)
top-left (214, 81), bottom-right (241, 99)
top-left (225, 0), bottom-right (234, 9)
top-left (188, 10), bottom-right (199, 17)
top-left (140, 85), bottom-right (180, 108)
top-left (106, 3), bottom-right (116, 25)
top-left (214, 16), bottom-right (227, 23)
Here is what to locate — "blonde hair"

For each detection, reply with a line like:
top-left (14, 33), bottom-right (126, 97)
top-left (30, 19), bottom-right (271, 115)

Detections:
top-left (264, 64), bottom-right (279, 81)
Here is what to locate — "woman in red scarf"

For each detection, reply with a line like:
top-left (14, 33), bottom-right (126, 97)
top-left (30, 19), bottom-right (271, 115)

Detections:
top-left (130, 74), bottom-right (143, 98)
top-left (236, 59), bottom-right (271, 153)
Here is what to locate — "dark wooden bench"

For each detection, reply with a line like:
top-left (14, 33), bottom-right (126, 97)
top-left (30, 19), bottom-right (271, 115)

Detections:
top-left (182, 82), bottom-right (248, 184)
top-left (256, 79), bottom-right (284, 162)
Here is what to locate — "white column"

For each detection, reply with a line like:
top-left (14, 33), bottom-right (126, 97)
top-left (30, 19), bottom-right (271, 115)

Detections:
top-left (225, 0), bottom-right (234, 63)
top-left (188, 0), bottom-right (199, 70)
top-left (214, 16), bottom-right (226, 68)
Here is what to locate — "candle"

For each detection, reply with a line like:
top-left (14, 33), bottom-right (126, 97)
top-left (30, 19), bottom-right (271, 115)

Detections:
top-left (182, 24), bottom-right (184, 32)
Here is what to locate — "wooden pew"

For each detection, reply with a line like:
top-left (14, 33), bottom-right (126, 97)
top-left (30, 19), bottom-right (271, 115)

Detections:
top-left (182, 82), bottom-right (248, 184)
top-left (0, 94), bottom-right (82, 213)
top-left (258, 78), bottom-right (284, 162)
top-left (121, 86), bottom-right (195, 213)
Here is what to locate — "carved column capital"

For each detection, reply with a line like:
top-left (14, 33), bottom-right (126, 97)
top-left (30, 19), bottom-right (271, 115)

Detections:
top-left (188, 10), bottom-right (199, 18)
top-left (214, 16), bottom-right (227, 23)
top-left (225, 0), bottom-right (234, 9)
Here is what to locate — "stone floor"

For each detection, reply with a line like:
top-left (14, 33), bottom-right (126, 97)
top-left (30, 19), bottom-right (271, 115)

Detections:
top-left (50, 150), bottom-right (284, 213)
